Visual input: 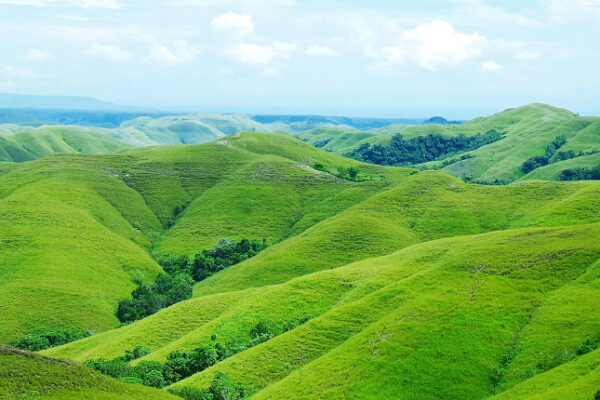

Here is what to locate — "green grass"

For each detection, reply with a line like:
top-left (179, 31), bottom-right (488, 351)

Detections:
top-left (0, 346), bottom-right (178, 400)
top-left (297, 103), bottom-right (600, 184)
top-left (0, 126), bottom-right (130, 162)
top-left (3, 129), bottom-right (600, 399)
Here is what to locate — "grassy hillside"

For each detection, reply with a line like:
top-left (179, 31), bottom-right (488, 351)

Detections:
top-left (3, 129), bottom-right (599, 399)
top-left (0, 133), bottom-right (407, 344)
top-left (41, 165), bottom-right (600, 399)
top-left (0, 346), bottom-right (178, 400)
top-left (298, 103), bottom-right (600, 184)
top-left (0, 126), bottom-right (131, 162)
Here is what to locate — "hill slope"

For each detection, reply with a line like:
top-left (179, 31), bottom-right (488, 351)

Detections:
top-left (298, 103), bottom-right (600, 184)
top-left (0, 126), bottom-right (131, 162)
top-left (0, 346), bottom-right (178, 400)
top-left (2, 131), bottom-right (599, 399)
top-left (0, 133), bottom-right (407, 343)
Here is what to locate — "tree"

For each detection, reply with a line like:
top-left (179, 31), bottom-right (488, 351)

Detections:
top-left (348, 166), bottom-right (359, 179)
top-left (209, 372), bottom-right (246, 400)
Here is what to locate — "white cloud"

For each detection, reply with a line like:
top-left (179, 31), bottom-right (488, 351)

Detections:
top-left (211, 12), bottom-right (254, 35)
top-left (515, 51), bottom-right (542, 61)
top-left (26, 49), bottom-right (52, 62)
top-left (371, 20), bottom-right (484, 72)
top-left (306, 45), bottom-right (340, 57)
top-left (481, 60), bottom-right (501, 71)
top-left (86, 43), bottom-right (132, 62)
top-left (229, 43), bottom-right (274, 64)
top-left (227, 42), bottom-right (296, 65)
top-left (148, 40), bottom-right (198, 65)
top-left (403, 20), bottom-right (483, 71)
top-left (0, 0), bottom-right (121, 8)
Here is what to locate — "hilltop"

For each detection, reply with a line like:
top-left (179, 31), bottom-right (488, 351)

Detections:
top-left (0, 126), bottom-right (130, 162)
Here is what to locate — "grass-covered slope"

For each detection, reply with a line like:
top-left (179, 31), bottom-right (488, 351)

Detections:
top-left (0, 346), bottom-right (178, 400)
top-left (5, 130), bottom-right (600, 399)
top-left (43, 169), bottom-right (600, 399)
top-left (0, 133), bottom-right (407, 344)
top-left (0, 126), bottom-right (130, 162)
top-left (298, 103), bottom-right (600, 184)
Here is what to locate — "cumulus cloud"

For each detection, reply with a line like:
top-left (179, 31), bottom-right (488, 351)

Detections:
top-left (26, 49), bottom-right (52, 62)
top-left (515, 51), bottom-right (542, 61)
top-left (404, 20), bottom-right (483, 71)
top-left (481, 60), bottom-right (501, 71)
top-left (306, 45), bottom-right (340, 57)
top-left (86, 43), bottom-right (132, 62)
top-left (211, 12), bottom-right (254, 35)
top-left (227, 42), bottom-right (296, 65)
top-left (148, 40), bottom-right (199, 65)
top-left (0, 0), bottom-right (121, 8)
top-left (372, 20), bottom-right (484, 72)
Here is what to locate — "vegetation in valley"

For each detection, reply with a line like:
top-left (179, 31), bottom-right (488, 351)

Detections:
top-left (346, 129), bottom-right (504, 166)
top-left (559, 164), bottom-right (600, 181)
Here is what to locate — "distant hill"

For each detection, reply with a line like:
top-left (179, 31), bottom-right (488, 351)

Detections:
top-left (299, 103), bottom-right (600, 184)
top-left (423, 116), bottom-right (463, 125)
top-left (0, 126), bottom-right (131, 162)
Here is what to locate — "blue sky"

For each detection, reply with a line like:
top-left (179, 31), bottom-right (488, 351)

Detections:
top-left (0, 0), bottom-right (598, 118)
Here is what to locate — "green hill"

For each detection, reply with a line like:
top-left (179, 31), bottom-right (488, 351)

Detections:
top-left (0, 126), bottom-right (131, 162)
top-left (298, 103), bottom-right (600, 184)
top-left (0, 346), bottom-right (178, 400)
top-left (1, 131), bottom-right (599, 399)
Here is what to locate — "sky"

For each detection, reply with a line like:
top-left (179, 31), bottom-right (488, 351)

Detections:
top-left (0, 0), bottom-right (599, 118)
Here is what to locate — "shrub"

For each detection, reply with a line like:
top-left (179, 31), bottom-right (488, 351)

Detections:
top-left (11, 330), bottom-right (92, 351)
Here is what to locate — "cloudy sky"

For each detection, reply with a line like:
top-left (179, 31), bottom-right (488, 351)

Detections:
top-left (0, 0), bottom-right (598, 118)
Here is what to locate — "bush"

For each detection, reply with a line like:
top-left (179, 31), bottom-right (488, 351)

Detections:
top-left (192, 239), bottom-right (268, 283)
top-left (12, 330), bottom-right (92, 351)
top-left (117, 273), bottom-right (193, 323)
top-left (208, 372), bottom-right (246, 400)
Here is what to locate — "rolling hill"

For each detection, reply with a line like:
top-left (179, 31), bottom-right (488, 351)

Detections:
top-left (1, 128), bottom-right (599, 399)
top-left (0, 126), bottom-right (131, 162)
top-left (298, 103), bottom-right (600, 184)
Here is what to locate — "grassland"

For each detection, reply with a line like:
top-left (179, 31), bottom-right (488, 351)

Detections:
top-left (0, 346), bottom-right (178, 400)
top-left (2, 127), bottom-right (599, 399)
top-left (298, 103), bottom-right (600, 184)
top-left (0, 126), bottom-right (130, 162)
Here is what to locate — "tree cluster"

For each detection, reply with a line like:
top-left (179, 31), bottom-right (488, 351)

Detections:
top-left (117, 273), bottom-right (193, 323)
top-left (117, 239), bottom-right (267, 324)
top-left (158, 238), bottom-right (268, 283)
top-left (560, 165), bottom-right (600, 181)
top-left (346, 130), bottom-right (504, 166)
top-left (521, 135), bottom-right (567, 174)
top-left (86, 318), bottom-right (308, 391)
top-left (11, 330), bottom-right (92, 351)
